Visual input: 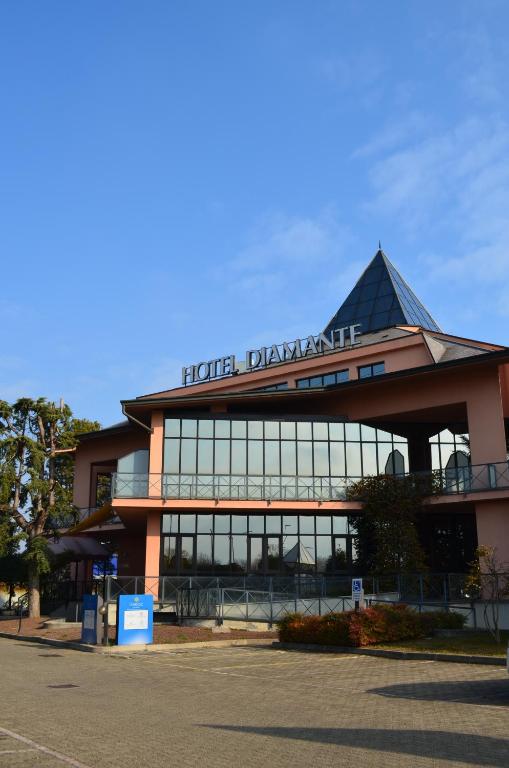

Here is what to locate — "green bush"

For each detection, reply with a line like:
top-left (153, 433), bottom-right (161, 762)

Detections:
top-left (419, 610), bottom-right (467, 633)
top-left (277, 604), bottom-right (463, 647)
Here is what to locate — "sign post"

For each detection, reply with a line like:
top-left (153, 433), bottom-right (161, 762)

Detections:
top-left (351, 578), bottom-right (364, 612)
top-left (116, 594), bottom-right (154, 646)
top-left (81, 594), bottom-right (103, 645)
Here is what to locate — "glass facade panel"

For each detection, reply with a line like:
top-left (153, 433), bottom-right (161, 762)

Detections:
top-left (196, 535), bottom-right (213, 571)
top-left (344, 423), bottom-right (360, 441)
top-left (197, 514), bottom-right (213, 533)
top-left (248, 421), bottom-right (263, 439)
top-left (329, 442), bottom-right (345, 476)
top-left (299, 516), bottom-right (314, 534)
top-left (362, 443), bottom-right (378, 475)
top-left (316, 537), bottom-right (332, 572)
top-left (231, 420), bottom-right (246, 438)
top-left (231, 515), bottom-right (247, 533)
top-left (214, 440), bottom-right (230, 474)
top-left (214, 515), bottom-right (230, 533)
top-left (297, 422), bottom-right (312, 440)
top-left (179, 514), bottom-right (196, 534)
top-left (198, 439), bottom-right (214, 473)
top-left (164, 439), bottom-right (180, 473)
top-left (283, 515), bottom-right (298, 534)
top-left (266, 516), bottom-right (281, 534)
top-left (181, 419), bottom-right (197, 437)
top-left (313, 442), bottom-right (329, 476)
top-left (346, 442), bottom-right (362, 477)
top-left (231, 535), bottom-right (247, 572)
top-left (249, 516), bottom-right (264, 533)
top-left (280, 421), bottom-right (296, 439)
top-left (248, 440), bottom-right (263, 474)
top-left (180, 439), bottom-right (197, 473)
top-left (265, 440), bottom-right (280, 475)
top-left (333, 516), bottom-right (348, 534)
top-left (297, 441), bottom-right (313, 475)
top-left (215, 420), bottom-right (230, 438)
top-left (199, 419), bottom-right (214, 438)
top-left (313, 422), bottom-right (328, 440)
top-left (315, 516), bottom-right (331, 535)
top-left (250, 537), bottom-right (263, 571)
top-left (214, 535), bottom-right (230, 566)
top-left (165, 419), bottom-right (180, 437)
top-left (329, 422), bottom-right (344, 440)
top-left (180, 536), bottom-right (194, 571)
top-left (281, 441), bottom-right (296, 475)
top-left (231, 440), bottom-right (246, 474)
top-left (265, 421), bottom-right (279, 439)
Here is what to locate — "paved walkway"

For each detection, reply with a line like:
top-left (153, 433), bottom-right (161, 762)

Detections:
top-left (1, 637), bottom-right (508, 767)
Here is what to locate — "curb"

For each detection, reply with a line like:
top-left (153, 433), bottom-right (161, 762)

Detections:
top-left (272, 642), bottom-right (507, 666)
top-left (0, 631), bottom-right (274, 654)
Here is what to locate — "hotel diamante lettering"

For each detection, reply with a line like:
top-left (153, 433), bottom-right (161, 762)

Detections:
top-left (182, 324), bottom-right (362, 386)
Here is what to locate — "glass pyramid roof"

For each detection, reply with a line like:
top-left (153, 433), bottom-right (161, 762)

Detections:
top-left (323, 248), bottom-right (441, 336)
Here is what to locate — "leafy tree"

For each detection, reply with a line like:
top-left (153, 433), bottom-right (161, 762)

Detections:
top-left (347, 474), bottom-right (428, 576)
top-left (465, 545), bottom-right (509, 643)
top-left (0, 398), bottom-right (99, 617)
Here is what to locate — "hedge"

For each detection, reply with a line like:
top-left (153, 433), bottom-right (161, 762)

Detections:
top-left (277, 604), bottom-right (466, 647)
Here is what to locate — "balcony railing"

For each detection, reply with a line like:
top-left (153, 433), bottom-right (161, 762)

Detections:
top-left (111, 461), bottom-right (509, 502)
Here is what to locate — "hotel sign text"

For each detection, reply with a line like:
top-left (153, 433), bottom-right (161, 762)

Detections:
top-left (182, 323), bottom-right (362, 386)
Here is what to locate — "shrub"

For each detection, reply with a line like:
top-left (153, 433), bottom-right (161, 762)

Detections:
top-left (277, 604), bottom-right (458, 647)
top-left (419, 610), bottom-right (467, 634)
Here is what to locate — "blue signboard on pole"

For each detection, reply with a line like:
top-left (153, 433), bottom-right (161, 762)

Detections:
top-left (81, 594), bottom-right (102, 644)
top-left (351, 578), bottom-right (363, 600)
top-left (116, 594), bottom-right (153, 646)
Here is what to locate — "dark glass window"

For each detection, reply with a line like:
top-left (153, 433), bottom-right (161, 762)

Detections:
top-left (296, 369), bottom-right (349, 388)
top-left (358, 362), bottom-right (385, 379)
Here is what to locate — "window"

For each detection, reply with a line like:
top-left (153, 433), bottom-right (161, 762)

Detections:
top-left (296, 369), bottom-right (349, 388)
top-left (358, 362), bottom-right (385, 379)
top-left (160, 513), bottom-right (358, 575)
top-left (250, 382), bottom-right (289, 392)
top-left (163, 416), bottom-right (408, 481)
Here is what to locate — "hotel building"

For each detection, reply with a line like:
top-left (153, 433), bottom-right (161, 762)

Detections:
top-left (71, 249), bottom-right (509, 582)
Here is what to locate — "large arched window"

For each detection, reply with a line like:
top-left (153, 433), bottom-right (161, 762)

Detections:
top-left (445, 450), bottom-right (470, 492)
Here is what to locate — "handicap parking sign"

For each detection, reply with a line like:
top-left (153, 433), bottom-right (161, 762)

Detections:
top-left (351, 578), bottom-right (363, 599)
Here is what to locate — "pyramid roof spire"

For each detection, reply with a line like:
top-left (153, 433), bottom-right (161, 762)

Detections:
top-left (323, 248), bottom-right (441, 336)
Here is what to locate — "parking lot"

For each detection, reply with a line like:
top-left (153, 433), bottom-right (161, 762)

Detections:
top-left (1, 636), bottom-right (508, 767)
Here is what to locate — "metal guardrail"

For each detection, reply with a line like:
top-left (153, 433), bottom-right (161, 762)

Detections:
top-left (110, 462), bottom-right (509, 502)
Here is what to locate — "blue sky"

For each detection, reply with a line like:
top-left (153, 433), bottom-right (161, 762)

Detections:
top-left (1, 1), bottom-right (509, 426)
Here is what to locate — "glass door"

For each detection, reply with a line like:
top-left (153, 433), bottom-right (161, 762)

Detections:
top-left (333, 536), bottom-right (349, 572)
top-left (248, 536), bottom-right (282, 573)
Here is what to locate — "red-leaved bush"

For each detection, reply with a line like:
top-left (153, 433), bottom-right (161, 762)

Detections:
top-left (277, 604), bottom-right (464, 647)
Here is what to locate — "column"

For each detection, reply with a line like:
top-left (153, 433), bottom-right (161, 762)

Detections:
top-left (474, 500), bottom-right (509, 566)
top-left (145, 509), bottom-right (161, 598)
top-left (149, 410), bottom-right (164, 498)
top-left (407, 429), bottom-right (433, 473)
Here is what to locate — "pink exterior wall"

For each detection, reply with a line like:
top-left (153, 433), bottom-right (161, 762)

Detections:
top-left (475, 500), bottom-right (509, 566)
top-left (74, 429), bottom-right (149, 508)
top-left (142, 332), bottom-right (429, 398)
top-left (145, 510), bottom-right (161, 596)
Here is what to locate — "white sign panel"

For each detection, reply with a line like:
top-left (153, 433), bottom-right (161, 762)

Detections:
top-left (123, 609), bottom-right (149, 631)
top-left (83, 610), bottom-right (96, 630)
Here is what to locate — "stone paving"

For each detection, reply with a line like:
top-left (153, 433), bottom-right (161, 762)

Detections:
top-left (0, 637), bottom-right (508, 767)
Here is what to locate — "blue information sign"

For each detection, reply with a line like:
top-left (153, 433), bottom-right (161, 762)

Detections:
top-left (116, 594), bottom-right (153, 646)
top-left (81, 594), bottom-right (100, 644)
top-left (351, 578), bottom-right (363, 600)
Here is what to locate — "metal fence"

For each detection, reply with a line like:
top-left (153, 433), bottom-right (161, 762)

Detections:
top-left (111, 462), bottom-right (509, 502)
